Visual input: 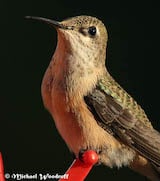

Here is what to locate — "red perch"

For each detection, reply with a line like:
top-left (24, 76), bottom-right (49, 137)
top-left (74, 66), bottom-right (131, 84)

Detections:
top-left (59, 150), bottom-right (99, 181)
top-left (0, 152), bottom-right (5, 181)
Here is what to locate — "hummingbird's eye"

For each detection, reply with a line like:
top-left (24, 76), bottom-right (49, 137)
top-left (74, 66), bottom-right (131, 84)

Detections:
top-left (88, 26), bottom-right (97, 36)
top-left (79, 26), bottom-right (97, 37)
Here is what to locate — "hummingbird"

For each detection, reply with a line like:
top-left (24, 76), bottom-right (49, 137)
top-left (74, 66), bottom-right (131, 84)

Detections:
top-left (26, 15), bottom-right (160, 180)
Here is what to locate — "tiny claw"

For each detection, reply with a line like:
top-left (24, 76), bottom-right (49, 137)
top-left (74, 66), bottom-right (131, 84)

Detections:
top-left (79, 149), bottom-right (87, 162)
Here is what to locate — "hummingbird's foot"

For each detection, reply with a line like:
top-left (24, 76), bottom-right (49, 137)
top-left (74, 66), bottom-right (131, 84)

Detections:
top-left (78, 149), bottom-right (87, 162)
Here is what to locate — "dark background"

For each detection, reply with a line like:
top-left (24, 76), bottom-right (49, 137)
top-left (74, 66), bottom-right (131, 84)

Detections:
top-left (1, 0), bottom-right (160, 180)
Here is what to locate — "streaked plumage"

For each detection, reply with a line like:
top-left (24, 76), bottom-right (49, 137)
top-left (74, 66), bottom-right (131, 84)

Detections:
top-left (85, 73), bottom-right (160, 167)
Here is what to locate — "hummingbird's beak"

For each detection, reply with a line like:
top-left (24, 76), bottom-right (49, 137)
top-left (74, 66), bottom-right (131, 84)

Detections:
top-left (25, 16), bottom-right (73, 30)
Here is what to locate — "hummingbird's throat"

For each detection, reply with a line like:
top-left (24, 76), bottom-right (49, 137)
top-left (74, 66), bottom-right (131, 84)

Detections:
top-left (55, 30), bottom-right (105, 97)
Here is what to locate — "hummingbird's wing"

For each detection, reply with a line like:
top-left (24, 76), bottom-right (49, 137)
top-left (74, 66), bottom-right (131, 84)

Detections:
top-left (85, 74), bottom-right (160, 167)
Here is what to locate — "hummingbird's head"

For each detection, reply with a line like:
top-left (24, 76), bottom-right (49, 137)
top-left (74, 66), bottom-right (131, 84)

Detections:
top-left (26, 15), bottom-right (108, 67)
top-left (60, 15), bottom-right (108, 67)
top-left (26, 15), bottom-right (108, 95)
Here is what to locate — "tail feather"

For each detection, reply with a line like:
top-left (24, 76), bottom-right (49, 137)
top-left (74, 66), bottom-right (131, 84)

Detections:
top-left (130, 154), bottom-right (160, 181)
